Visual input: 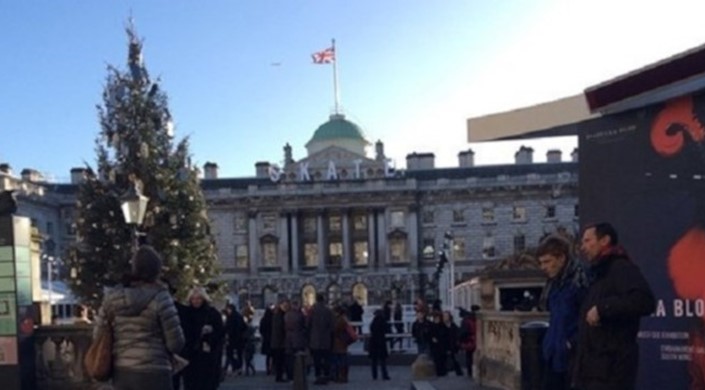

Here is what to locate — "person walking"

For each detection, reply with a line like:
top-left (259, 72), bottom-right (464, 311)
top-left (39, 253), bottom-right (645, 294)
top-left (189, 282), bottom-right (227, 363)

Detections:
top-left (308, 293), bottom-right (334, 385)
top-left (271, 299), bottom-right (291, 383)
top-left (331, 305), bottom-right (355, 383)
top-left (429, 312), bottom-right (449, 376)
top-left (458, 305), bottom-right (479, 379)
top-left (95, 245), bottom-right (185, 390)
top-left (348, 297), bottom-right (364, 335)
top-left (368, 309), bottom-right (391, 380)
top-left (537, 235), bottom-right (589, 390)
top-left (243, 317), bottom-right (257, 376)
top-left (574, 223), bottom-right (656, 390)
top-left (182, 287), bottom-right (225, 390)
top-left (393, 302), bottom-right (404, 350)
top-left (443, 311), bottom-right (464, 376)
top-left (259, 305), bottom-right (274, 376)
top-left (223, 303), bottom-right (246, 377)
top-left (284, 300), bottom-right (307, 382)
top-left (411, 311), bottom-right (431, 355)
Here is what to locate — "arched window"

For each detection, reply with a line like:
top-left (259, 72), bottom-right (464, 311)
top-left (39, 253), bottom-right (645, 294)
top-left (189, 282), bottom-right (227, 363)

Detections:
top-left (301, 284), bottom-right (316, 308)
top-left (352, 283), bottom-right (368, 306)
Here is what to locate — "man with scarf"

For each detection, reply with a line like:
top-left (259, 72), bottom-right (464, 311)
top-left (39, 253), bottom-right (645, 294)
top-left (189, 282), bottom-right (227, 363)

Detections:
top-left (575, 223), bottom-right (655, 390)
top-left (537, 235), bottom-right (589, 390)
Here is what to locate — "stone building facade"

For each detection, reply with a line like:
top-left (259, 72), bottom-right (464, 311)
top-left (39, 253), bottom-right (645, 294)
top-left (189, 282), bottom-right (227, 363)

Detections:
top-left (1, 114), bottom-right (578, 308)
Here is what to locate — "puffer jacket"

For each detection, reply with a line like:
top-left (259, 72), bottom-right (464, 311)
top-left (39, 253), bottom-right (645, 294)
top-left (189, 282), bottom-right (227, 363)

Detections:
top-left (96, 282), bottom-right (185, 371)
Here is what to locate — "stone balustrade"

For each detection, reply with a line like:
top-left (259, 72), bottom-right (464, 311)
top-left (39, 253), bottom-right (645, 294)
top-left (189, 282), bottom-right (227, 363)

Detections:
top-left (34, 324), bottom-right (100, 390)
top-left (475, 310), bottom-right (549, 390)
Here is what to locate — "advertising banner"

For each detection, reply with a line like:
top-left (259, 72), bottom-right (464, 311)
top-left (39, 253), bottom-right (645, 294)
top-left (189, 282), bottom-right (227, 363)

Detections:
top-left (580, 93), bottom-right (705, 389)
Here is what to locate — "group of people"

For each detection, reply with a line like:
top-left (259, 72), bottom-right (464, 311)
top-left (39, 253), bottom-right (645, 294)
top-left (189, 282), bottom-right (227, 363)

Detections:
top-left (258, 293), bottom-right (361, 384)
top-left (410, 300), bottom-right (479, 378)
top-left (538, 223), bottom-right (656, 390)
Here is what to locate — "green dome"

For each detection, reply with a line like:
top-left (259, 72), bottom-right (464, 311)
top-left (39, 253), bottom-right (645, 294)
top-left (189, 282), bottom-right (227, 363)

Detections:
top-left (308, 114), bottom-right (367, 144)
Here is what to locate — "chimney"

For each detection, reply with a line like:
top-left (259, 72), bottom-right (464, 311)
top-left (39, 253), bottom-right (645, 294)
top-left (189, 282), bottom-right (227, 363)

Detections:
top-left (21, 168), bottom-right (44, 182)
top-left (514, 146), bottom-right (534, 164)
top-left (375, 140), bottom-right (385, 161)
top-left (571, 148), bottom-right (579, 162)
top-left (546, 149), bottom-right (562, 163)
top-left (203, 162), bottom-right (219, 179)
top-left (284, 143), bottom-right (294, 166)
top-left (255, 161), bottom-right (271, 178)
top-left (458, 149), bottom-right (475, 168)
top-left (406, 152), bottom-right (435, 171)
top-left (0, 163), bottom-right (12, 176)
top-left (70, 167), bottom-right (87, 184)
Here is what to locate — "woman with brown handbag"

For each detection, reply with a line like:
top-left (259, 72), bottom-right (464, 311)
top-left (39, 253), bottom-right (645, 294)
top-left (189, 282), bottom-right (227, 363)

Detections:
top-left (92, 245), bottom-right (185, 389)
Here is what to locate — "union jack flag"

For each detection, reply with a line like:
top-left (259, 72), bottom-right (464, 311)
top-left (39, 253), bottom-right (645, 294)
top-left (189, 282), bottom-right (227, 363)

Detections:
top-left (311, 47), bottom-right (335, 64)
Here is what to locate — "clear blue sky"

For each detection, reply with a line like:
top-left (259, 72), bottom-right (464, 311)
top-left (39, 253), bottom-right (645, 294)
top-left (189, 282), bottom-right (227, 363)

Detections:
top-left (3, 0), bottom-right (705, 181)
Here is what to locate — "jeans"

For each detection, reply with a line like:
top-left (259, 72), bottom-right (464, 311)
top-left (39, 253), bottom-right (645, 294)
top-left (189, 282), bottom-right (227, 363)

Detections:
top-left (370, 356), bottom-right (389, 379)
top-left (113, 368), bottom-right (173, 390)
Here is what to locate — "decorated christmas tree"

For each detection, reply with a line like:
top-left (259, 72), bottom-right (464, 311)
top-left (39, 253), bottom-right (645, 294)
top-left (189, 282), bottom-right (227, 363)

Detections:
top-left (66, 25), bottom-right (222, 307)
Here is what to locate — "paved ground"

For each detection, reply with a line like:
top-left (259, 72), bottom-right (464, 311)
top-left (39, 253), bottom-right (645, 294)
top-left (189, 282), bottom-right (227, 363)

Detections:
top-left (220, 354), bottom-right (496, 390)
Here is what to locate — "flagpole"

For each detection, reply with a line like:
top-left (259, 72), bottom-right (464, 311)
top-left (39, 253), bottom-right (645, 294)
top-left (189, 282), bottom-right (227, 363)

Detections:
top-left (332, 38), bottom-right (340, 115)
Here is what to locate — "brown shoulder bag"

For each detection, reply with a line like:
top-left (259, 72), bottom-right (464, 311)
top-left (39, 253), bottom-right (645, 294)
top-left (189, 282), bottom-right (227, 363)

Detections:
top-left (84, 311), bottom-right (114, 382)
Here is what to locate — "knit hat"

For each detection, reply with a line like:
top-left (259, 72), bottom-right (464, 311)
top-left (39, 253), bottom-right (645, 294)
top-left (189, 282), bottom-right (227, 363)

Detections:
top-left (131, 245), bottom-right (163, 282)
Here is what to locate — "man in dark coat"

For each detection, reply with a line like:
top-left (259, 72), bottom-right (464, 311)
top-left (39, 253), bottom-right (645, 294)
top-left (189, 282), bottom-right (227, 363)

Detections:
top-left (348, 298), bottom-right (364, 335)
top-left (308, 293), bottom-right (334, 384)
top-left (271, 299), bottom-right (290, 382)
top-left (537, 235), bottom-right (589, 390)
top-left (284, 300), bottom-right (307, 380)
top-left (575, 223), bottom-right (656, 390)
top-left (368, 309), bottom-right (391, 380)
top-left (224, 303), bottom-right (247, 376)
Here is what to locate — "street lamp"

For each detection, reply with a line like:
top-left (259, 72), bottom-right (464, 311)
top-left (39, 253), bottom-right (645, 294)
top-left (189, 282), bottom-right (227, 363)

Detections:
top-left (120, 184), bottom-right (149, 251)
top-left (443, 231), bottom-right (455, 311)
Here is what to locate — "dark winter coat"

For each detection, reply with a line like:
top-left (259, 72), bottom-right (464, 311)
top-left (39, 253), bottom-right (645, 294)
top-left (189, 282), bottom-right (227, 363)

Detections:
top-left (574, 249), bottom-right (655, 389)
top-left (411, 319), bottom-right (431, 346)
top-left (429, 322), bottom-right (450, 357)
top-left (284, 308), bottom-right (307, 352)
top-left (182, 303), bottom-right (224, 390)
top-left (259, 308), bottom-right (273, 355)
top-left (446, 322), bottom-right (461, 354)
top-left (97, 283), bottom-right (184, 372)
top-left (368, 313), bottom-right (388, 359)
top-left (308, 302), bottom-right (334, 350)
top-left (542, 259), bottom-right (588, 373)
top-left (270, 307), bottom-right (287, 350)
top-left (348, 302), bottom-right (363, 323)
top-left (225, 309), bottom-right (247, 349)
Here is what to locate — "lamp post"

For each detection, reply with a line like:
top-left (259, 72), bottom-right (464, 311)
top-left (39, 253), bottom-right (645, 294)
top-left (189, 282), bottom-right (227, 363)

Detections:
top-left (120, 184), bottom-right (149, 252)
top-left (443, 231), bottom-right (455, 311)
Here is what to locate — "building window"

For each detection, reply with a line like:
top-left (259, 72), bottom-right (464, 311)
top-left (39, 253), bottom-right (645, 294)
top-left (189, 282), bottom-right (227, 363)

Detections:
top-left (483, 235), bottom-right (496, 259)
top-left (422, 210), bottom-right (434, 225)
top-left (453, 237), bottom-right (466, 259)
top-left (453, 209), bottom-right (465, 223)
top-left (353, 214), bottom-right (367, 231)
top-left (352, 283), bottom-right (368, 306)
top-left (545, 205), bottom-right (556, 219)
top-left (353, 241), bottom-right (368, 266)
top-left (514, 235), bottom-right (526, 253)
top-left (304, 243), bottom-right (318, 267)
top-left (303, 216), bottom-right (317, 234)
top-left (391, 211), bottom-right (405, 227)
top-left (422, 238), bottom-right (435, 259)
top-left (65, 222), bottom-right (76, 236)
top-left (389, 235), bottom-right (407, 263)
top-left (262, 242), bottom-right (277, 267)
top-left (574, 204), bottom-right (579, 218)
top-left (46, 221), bottom-right (54, 236)
top-left (482, 207), bottom-right (495, 223)
top-left (513, 206), bottom-right (527, 221)
top-left (262, 213), bottom-right (277, 231)
top-left (234, 214), bottom-right (247, 232)
top-left (328, 284), bottom-right (342, 305)
top-left (328, 242), bottom-right (343, 267)
top-left (302, 284), bottom-right (316, 307)
top-left (328, 214), bottom-right (342, 233)
top-left (235, 245), bottom-right (249, 269)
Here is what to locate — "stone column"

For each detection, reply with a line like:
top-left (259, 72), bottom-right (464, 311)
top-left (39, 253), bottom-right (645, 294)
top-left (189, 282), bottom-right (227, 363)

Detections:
top-left (317, 213), bottom-right (326, 271)
top-left (408, 207), bottom-right (419, 269)
top-left (376, 208), bottom-right (387, 269)
top-left (342, 210), bottom-right (351, 269)
top-left (367, 209), bottom-right (376, 270)
top-left (248, 211), bottom-right (258, 273)
top-left (291, 213), bottom-right (299, 273)
top-left (279, 213), bottom-right (289, 273)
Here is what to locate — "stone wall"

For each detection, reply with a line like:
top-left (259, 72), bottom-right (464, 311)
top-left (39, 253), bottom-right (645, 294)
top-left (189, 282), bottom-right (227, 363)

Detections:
top-left (34, 325), bottom-right (97, 390)
top-left (475, 311), bottom-right (549, 390)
